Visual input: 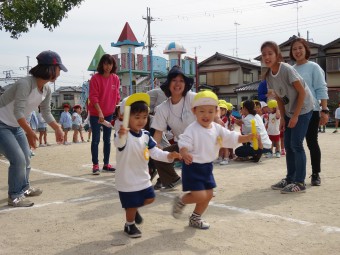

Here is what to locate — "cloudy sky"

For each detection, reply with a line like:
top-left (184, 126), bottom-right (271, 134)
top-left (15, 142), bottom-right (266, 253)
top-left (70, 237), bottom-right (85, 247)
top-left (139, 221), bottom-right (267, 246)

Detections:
top-left (1, 0), bottom-right (339, 88)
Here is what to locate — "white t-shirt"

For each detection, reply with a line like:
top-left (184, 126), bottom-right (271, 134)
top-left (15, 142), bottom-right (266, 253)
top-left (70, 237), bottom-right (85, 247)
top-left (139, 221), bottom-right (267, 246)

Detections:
top-left (178, 121), bottom-right (240, 163)
top-left (243, 114), bottom-right (272, 149)
top-left (151, 91), bottom-right (196, 141)
top-left (113, 129), bottom-right (172, 192)
top-left (267, 112), bottom-right (280, 136)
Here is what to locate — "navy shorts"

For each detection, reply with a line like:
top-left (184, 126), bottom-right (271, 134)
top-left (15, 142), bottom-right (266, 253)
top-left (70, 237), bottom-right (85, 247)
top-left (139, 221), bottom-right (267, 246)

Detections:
top-left (118, 186), bottom-right (155, 208)
top-left (182, 162), bottom-right (216, 192)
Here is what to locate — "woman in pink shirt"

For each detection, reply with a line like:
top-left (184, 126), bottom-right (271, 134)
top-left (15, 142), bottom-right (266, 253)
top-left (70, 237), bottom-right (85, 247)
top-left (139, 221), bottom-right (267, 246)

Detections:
top-left (88, 54), bottom-right (120, 175)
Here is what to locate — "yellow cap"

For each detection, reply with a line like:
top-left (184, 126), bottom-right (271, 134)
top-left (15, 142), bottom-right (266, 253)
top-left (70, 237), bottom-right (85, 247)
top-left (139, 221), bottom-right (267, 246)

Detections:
top-left (125, 93), bottom-right (150, 107)
top-left (192, 90), bottom-right (218, 108)
top-left (267, 99), bottom-right (278, 109)
top-left (226, 102), bottom-right (234, 111)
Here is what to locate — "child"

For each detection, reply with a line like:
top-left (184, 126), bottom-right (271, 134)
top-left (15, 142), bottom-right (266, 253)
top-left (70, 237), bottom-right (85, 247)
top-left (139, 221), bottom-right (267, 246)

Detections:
top-left (214, 100), bottom-right (230, 165)
top-left (234, 100), bottom-right (272, 162)
top-left (261, 41), bottom-right (314, 193)
top-left (83, 110), bottom-right (92, 142)
top-left (37, 106), bottom-right (49, 147)
top-left (333, 102), bottom-right (340, 133)
top-left (173, 91), bottom-right (256, 229)
top-left (114, 93), bottom-right (181, 238)
top-left (72, 104), bottom-right (85, 143)
top-left (59, 104), bottom-right (72, 145)
top-left (266, 100), bottom-right (281, 158)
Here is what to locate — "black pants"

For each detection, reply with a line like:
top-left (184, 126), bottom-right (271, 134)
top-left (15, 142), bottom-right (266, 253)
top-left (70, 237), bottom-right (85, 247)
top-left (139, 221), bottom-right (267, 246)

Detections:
top-left (305, 111), bottom-right (321, 174)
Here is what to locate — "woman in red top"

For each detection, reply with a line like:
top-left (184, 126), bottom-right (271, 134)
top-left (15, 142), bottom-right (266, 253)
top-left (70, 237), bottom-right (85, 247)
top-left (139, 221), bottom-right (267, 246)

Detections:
top-left (88, 54), bottom-right (120, 175)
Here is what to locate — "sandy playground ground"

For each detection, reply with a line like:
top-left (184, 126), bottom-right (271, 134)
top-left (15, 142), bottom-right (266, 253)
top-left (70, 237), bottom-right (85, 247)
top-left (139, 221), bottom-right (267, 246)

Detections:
top-left (0, 128), bottom-right (339, 255)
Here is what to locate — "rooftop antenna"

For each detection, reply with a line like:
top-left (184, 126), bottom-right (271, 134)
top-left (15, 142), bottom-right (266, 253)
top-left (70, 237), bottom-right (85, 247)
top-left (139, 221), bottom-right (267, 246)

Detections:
top-left (266, 0), bottom-right (309, 37)
top-left (234, 22), bottom-right (240, 57)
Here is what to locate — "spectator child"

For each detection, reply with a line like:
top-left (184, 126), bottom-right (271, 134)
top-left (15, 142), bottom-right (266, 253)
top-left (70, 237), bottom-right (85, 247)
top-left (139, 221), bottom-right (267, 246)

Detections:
top-left (266, 100), bottom-right (281, 158)
top-left (173, 91), bottom-right (256, 229)
top-left (114, 93), bottom-right (181, 238)
top-left (214, 100), bottom-right (230, 165)
top-left (333, 102), bottom-right (340, 133)
top-left (72, 104), bottom-right (85, 143)
top-left (59, 104), bottom-right (72, 145)
top-left (37, 106), bottom-right (49, 147)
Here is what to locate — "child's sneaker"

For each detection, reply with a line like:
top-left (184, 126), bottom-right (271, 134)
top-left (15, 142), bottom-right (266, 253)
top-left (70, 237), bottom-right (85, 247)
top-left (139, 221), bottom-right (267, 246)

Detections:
top-left (172, 195), bottom-right (186, 219)
top-left (275, 151), bottom-right (281, 158)
top-left (271, 178), bottom-right (290, 190)
top-left (280, 183), bottom-right (306, 194)
top-left (189, 214), bottom-right (210, 229)
top-left (135, 210), bottom-right (143, 225)
top-left (281, 149), bottom-right (286, 156)
top-left (264, 152), bottom-right (272, 158)
top-left (102, 164), bottom-right (115, 172)
top-left (92, 164), bottom-right (100, 175)
top-left (124, 223), bottom-right (142, 238)
top-left (213, 157), bottom-right (222, 164)
top-left (220, 159), bottom-right (229, 165)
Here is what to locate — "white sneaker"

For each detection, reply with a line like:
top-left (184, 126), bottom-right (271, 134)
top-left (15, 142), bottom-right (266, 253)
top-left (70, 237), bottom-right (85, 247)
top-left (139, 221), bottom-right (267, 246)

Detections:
top-left (220, 159), bottom-right (229, 165)
top-left (213, 157), bottom-right (222, 164)
top-left (275, 151), bottom-right (281, 158)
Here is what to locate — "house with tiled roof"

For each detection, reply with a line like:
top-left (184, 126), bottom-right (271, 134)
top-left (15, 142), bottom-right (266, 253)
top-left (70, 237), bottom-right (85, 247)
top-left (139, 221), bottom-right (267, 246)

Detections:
top-left (198, 52), bottom-right (261, 106)
top-left (51, 86), bottom-right (83, 109)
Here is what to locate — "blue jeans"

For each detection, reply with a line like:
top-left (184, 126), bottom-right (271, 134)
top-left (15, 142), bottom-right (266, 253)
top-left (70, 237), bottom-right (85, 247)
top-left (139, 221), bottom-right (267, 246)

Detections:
top-left (284, 111), bottom-right (312, 183)
top-left (0, 121), bottom-right (30, 199)
top-left (89, 115), bottom-right (113, 165)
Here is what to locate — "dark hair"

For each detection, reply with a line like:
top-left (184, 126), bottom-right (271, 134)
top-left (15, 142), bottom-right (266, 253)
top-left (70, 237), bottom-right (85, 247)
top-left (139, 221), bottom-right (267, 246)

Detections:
top-left (254, 101), bottom-right (261, 108)
top-left (260, 41), bottom-right (283, 78)
top-left (97, 54), bottom-right (117, 74)
top-left (73, 104), bottom-right (81, 110)
top-left (29, 65), bottom-right (58, 80)
top-left (289, 37), bottom-right (311, 61)
top-left (160, 65), bottom-right (194, 98)
top-left (130, 101), bottom-right (149, 115)
top-left (243, 100), bottom-right (257, 115)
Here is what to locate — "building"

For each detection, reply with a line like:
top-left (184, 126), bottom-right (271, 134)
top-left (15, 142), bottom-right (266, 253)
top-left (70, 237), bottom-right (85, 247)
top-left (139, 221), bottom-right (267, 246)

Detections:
top-left (51, 86), bottom-right (83, 109)
top-left (198, 52), bottom-right (261, 106)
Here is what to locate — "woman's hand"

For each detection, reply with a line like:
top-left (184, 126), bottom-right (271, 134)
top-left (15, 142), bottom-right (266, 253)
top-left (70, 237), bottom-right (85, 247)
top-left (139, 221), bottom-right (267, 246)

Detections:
top-left (26, 130), bottom-right (38, 149)
top-left (54, 126), bottom-right (64, 144)
top-left (167, 151), bottom-right (182, 161)
top-left (279, 117), bottom-right (286, 131)
top-left (287, 115), bottom-right (298, 128)
top-left (320, 112), bottom-right (329, 125)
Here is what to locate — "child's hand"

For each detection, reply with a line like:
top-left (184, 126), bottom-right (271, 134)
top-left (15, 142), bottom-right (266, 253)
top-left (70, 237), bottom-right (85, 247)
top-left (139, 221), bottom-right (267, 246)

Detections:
top-left (118, 125), bottom-right (129, 138)
top-left (181, 151), bottom-right (193, 165)
top-left (167, 151), bottom-right (182, 161)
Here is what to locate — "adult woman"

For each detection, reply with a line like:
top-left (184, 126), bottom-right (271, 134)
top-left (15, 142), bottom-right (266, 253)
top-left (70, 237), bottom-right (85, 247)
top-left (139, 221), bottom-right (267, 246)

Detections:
top-left (290, 38), bottom-right (329, 186)
top-left (0, 50), bottom-right (66, 207)
top-left (151, 65), bottom-right (196, 190)
top-left (261, 41), bottom-right (314, 193)
top-left (88, 54), bottom-right (120, 175)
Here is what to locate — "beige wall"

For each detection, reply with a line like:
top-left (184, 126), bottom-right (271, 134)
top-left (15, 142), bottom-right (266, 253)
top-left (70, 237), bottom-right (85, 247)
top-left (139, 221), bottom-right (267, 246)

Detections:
top-left (327, 73), bottom-right (340, 87)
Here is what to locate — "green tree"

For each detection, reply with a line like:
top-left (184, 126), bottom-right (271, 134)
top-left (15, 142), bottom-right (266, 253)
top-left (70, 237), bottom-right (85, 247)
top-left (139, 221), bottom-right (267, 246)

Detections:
top-left (0, 0), bottom-right (84, 39)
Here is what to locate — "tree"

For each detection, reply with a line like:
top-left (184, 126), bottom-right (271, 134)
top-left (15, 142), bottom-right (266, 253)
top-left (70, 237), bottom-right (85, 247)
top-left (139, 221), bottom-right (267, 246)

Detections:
top-left (0, 0), bottom-right (84, 39)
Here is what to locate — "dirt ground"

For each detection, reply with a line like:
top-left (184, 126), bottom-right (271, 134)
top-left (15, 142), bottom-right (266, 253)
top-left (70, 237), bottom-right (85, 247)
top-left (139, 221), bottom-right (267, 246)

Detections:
top-left (0, 128), bottom-right (339, 255)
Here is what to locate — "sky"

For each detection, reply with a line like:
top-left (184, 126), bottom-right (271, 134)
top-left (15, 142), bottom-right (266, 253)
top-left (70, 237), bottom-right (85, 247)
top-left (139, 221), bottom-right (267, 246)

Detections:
top-left (1, 0), bottom-right (340, 88)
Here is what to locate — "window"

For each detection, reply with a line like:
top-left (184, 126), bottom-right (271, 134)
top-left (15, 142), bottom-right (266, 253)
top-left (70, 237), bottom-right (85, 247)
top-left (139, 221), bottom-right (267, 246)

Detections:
top-left (243, 72), bottom-right (253, 84)
top-left (326, 57), bottom-right (340, 72)
top-left (207, 71), bottom-right (230, 86)
top-left (63, 94), bottom-right (74, 100)
top-left (199, 74), bottom-right (207, 85)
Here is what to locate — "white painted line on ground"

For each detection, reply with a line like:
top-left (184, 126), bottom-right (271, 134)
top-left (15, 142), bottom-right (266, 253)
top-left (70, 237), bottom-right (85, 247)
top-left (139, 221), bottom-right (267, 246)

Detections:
top-left (1, 159), bottom-right (340, 234)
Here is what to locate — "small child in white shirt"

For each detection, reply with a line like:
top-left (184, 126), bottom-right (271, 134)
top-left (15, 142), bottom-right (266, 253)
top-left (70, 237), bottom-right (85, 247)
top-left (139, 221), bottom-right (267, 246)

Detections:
top-left (173, 91), bottom-right (256, 229)
top-left (114, 93), bottom-right (181, 238)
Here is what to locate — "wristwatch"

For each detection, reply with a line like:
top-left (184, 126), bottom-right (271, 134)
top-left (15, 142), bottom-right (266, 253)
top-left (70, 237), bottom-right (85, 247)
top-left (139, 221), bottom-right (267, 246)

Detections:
top-left (321, 109), bottom-right (329, 114)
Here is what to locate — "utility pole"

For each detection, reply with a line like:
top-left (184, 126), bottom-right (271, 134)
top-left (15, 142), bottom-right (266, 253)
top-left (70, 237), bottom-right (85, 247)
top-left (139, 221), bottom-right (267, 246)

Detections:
top-left (142, 7), bottom-right (155, 56)
top-left (234, 22), bottom-right (240, 57)
top-left (3, 70), bottom-right (13, 79)
top-left (19, 56), bottom-right (31, 75)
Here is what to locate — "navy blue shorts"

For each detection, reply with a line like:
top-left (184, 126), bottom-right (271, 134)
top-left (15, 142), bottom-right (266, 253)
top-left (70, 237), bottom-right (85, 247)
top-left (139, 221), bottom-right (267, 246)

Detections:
top-left (118, 186), bottom-right (155, 208)
top-left (182, 162), bottom-right (216, 192)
